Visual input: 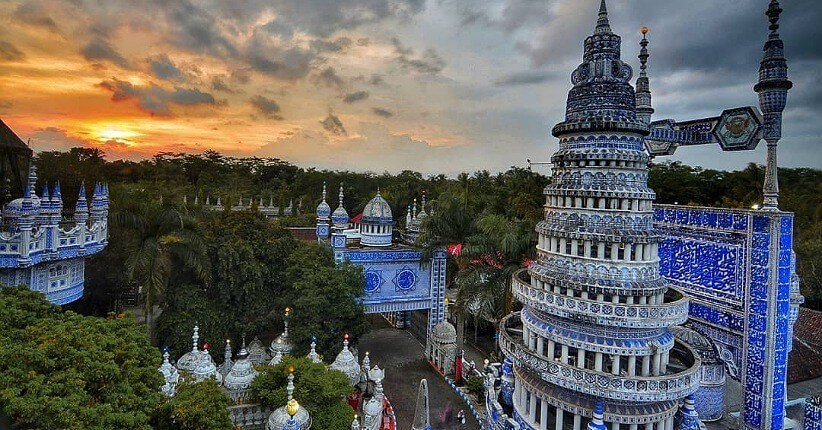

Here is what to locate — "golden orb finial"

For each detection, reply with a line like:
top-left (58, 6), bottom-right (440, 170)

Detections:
top-left (286, 399), bottom-right (300, 416)
top-left (641, 26), bottom-right (649, 35)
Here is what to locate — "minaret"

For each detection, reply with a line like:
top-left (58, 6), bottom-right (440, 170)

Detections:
top-left (755, 0), bottom-right (792, 210)
top-left (503, 2), bottom-right (698, 430)
top-left (636, 27), bottom-right (654, 125)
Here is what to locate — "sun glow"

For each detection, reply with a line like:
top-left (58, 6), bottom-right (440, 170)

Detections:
top-left (95, 128), bottom-right (138, 142)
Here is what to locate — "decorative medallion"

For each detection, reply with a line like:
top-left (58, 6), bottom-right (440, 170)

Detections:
top-left (393, 266), bottom-right (418, 292)
top-left (364, 269), bottom-right (384, 294)
top-left (712, 107), bottom-right (762, 151)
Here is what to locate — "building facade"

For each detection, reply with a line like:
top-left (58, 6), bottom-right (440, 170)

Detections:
top-left (314, 183), bottom-right (447, 333)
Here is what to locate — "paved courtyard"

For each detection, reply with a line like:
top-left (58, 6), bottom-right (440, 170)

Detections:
top-left (359, 317), bottom-right (481, 430)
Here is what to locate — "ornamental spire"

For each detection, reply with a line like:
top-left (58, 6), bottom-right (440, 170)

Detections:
top-left (755, 0), bottom-right (792, 210)
top-left (286, 369), bottom-right (295, 400)
top-left (636, 26), bottom-right (654, 125)
top-left (595, 0), bottom-right (611, 34)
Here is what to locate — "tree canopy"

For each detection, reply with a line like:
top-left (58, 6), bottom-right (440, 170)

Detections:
top-left (251, 356), bottom-right (353, 430)
top-left (0, 285), bottom-right (162, 430)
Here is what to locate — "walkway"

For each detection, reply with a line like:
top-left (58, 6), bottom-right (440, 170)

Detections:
top-left (359, 317), bottom-right (481, 430)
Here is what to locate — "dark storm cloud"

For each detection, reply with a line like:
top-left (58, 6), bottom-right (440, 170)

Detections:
top-left (494, 70), bottom-right (560, 86)
top-left (250, 95), bottom-right (283, 119)
top-left (310, 37), bottom-right (353, 53)
top-left (80, 38), bottom-right (130, 68)
top-left (320, 111), bottom-right (346, 135)
top-left (148, 54), bottom-right (184, 81)
top-left (313, 67), bottom-right (346, 90)
top-left (97, 78), bottom-right (216, 116)
top-left (391, 38), bottom-right (446, 75)
top-left (159, 0), bottom-right (238, 58)
top-left (0, 42), bottom-right (25, 62)
top-left (343, 91), bottom-right (369, 103)
top-left (211, 76), bottom-right (235, 93)
top-left (372, 107), bottom-right (394, 118)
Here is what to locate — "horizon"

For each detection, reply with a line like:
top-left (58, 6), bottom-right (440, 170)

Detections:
top-left (2, 0), bottom-right (821, 176)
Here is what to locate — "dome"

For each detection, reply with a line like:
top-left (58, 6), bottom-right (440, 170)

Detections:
top-left (267, 403), bottom-right (312, 430)
top-left (223, 345), bottom-right (258, 392)
top-left (330, 336), bottom-right (360, 385)
top-left (431, 320), bottom-right (457, 344)
top-left (191, 346), bottom-right (222, 383)
top-left (331, 186), bottom-right (349, 227)
top-left (270, 333), bottom-right (293, 356)
top-left (362, 191), bottom-right (393, 224)
top-left (176, 326), bottom-right (202, 372)
top-left (267, 372), bottom-right (312, 430)
top-left (270, 309), bottom-right (294, 356)
top-left (316, 182), bottom-right (331, 219)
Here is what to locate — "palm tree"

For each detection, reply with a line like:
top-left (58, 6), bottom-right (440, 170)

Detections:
top-left (458, 213), bottom-right (535, 350)
top-left (114, 195), bottom-right (210, 342)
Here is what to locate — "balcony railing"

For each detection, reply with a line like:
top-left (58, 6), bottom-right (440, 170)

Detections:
top-left (500, 313), bottom-right (700, 403)
top-left (513, 269), bottom-right (689, 329)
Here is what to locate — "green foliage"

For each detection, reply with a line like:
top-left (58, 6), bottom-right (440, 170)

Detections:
top-left (0, 285), bottom-right (162, 430)
top-left (285, 242), bottom-right (369, 356)
top-left (251, 357), bottom-right (353, 430)
top-left (154, 379), bottom-right (233, 430)
top-left (466, 375), bottom-right (485, 398)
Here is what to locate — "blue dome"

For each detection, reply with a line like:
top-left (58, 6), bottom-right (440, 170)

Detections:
top-left (331, 205), bottom-right (349, 225)
top-left (362, 191), bottom-right (393, 225)
top-left (317, 201), bottom-right (331, 218)
top-left (331, 185), bottom-right (349, 227)
top-left (316, 182), bottom-right (331, 219)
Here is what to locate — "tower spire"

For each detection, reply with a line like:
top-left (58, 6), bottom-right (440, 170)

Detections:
top-left (636, 26), bottom-right (654, 125)
top-left (595, 0), bottom-right (611, 34)
top-left (755, 0), bottom-right (791, 210)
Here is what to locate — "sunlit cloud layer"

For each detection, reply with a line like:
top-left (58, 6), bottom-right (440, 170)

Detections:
top-left (1, 0), bottom-right (820, 175)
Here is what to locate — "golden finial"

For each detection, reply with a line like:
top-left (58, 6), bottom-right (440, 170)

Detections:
top-left (641, 26), bottom-right (649, 35)
top-left (286, 399), bottom-right (300, 417)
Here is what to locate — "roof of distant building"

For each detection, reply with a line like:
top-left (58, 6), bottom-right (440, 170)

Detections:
top-left (788, 307), bottom-right (822, 384)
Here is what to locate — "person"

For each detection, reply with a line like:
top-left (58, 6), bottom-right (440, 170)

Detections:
top-left (457, 409), bottom-right (466, 429)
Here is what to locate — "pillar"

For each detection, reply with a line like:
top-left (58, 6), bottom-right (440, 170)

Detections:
top-left (612, 355), bottom-right (621, 375)
top-left (573, 414), bottom-right (582, 430)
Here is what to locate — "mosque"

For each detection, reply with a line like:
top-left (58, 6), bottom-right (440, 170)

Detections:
top-left (0, 119), bottom-right (109, 305)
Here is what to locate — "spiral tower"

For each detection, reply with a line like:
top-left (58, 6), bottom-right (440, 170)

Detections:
top-left (500, 2), bottom-right (701, 430)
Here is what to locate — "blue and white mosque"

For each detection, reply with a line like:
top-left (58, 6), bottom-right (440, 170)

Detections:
top-left (0, 120), bottom-right (109, 305)
top-left (314, 182), bottom-right (448, 337)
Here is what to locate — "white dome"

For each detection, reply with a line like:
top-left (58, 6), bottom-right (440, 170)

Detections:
top-left (267, 405), bottom-right (312, 430)
top-left (330, 339), bottom-right (360, 385)
top-left (191, 350), bottom-right (222, 383)
top-left (223, 349), bottom-right (258, 392)
top-left (362, 192), bottom-right (393, 223)
top-left (431, 321), bottom-right (457, 344)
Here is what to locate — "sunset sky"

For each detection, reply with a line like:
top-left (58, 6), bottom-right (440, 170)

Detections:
top-left (1, 0), bottom-right (820, 175)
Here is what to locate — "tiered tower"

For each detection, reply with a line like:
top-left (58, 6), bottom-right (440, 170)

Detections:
top-left (500, 2), bottom-right (699, 430)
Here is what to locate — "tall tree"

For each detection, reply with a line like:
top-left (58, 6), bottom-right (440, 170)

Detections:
top-left (115, 194), bottom-right (210, 342)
